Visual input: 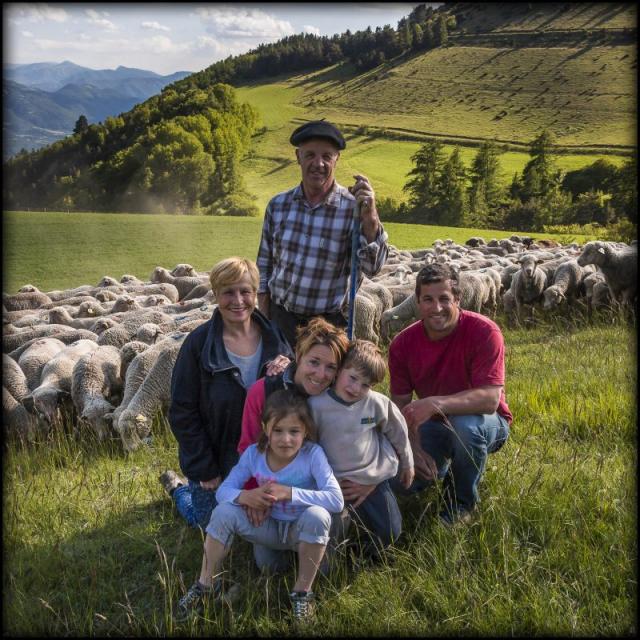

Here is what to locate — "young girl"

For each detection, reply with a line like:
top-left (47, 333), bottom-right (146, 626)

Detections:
top-left (177, 389), bottom-right (344, 623)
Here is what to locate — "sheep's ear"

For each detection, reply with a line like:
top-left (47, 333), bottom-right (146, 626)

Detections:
top-left (22, 394), bottom-right (35, 413)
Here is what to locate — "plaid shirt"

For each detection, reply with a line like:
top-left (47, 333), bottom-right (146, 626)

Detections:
top-left (257, 181), bottom-right (389, 316)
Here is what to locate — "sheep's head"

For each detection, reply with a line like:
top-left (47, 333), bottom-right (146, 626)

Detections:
top-left (80, 399), bottom-right (116, 440)
top-left (90, 317), bottom-right (117, 335)
top-left (95, 290), bottom-right (117, 303)
top-left (116, 411), bottom-right (149, 452)
top-left (542, 287), bottom-right (564, 310)
top-left (48, 307), bottom-right (70, 324)
top-left (577, 241), bottom-right (606, 268)
top-left (120, 274), bottom-right (139, 284)
top-left (77, 300), bottom-right (102, 317)
top-left (18, 284), bottom-right (39, 293)
top-left (170, 264), bottom-right (196, 278)
top-left (31, 387), bottom-right (70, 426)
top-left (97, 276), bottom-right (119, 288)
top-left (150, 267), bottom-right (170, 283)
top-left (518, 254), bottom-right (541, 278)
top-left (136, 323), bottom-right (162, 344)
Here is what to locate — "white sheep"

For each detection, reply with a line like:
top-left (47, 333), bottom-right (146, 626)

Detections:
top-left (577, 241), bottom-right (637, 306)
top-left (542, 260), bottom-right (595, 311)
top-left (150, 267), bottom-right (205, 300)
top-left (114, 333), bottom-right (187, 451)
top-left (18, 338), bottom-right (67, 390)
top-left (3, 353), bottom-right (30, 402)
top-left (8, 329), bottom-right (98, 361)
top-left (71, 345), bottom-right (123, 440)
top-left (3, 291), bottom-right (53, 311)
top-left (380, 293), bottom-right (419, 343)
top-left (24, 339), bottom-right (99, 426)
top-left (3, 386), bottom-right (37, 441)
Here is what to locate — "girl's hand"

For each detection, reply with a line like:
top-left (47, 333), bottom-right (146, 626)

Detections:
top-left (238, 485), bottom-right (278, 509)
top-left (265, 355), bottom-right (291, 376)
top-left (400, 467), bottom-right (415, 489)
top-left (263, 481), bottom-right (292, 502)
top-left (245, 505), bottom-right (271, 527)
top-left (200, 476), bottom-right (221, 491)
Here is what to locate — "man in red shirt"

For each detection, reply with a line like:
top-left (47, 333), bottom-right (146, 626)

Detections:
top-left (388, 263), bottom-right (511, 525)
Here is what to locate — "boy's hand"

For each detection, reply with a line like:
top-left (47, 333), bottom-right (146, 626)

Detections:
top-left (400, 467), bottom-right (415, 489)
top-left (238, 485), bottom-right (278, 509)
top-left (339, 478), bottom-right (377, 509)
top-left (263, 481), bottom-right (292, 502)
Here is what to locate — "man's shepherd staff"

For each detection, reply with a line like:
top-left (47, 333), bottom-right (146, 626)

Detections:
top-left (346, 199), bottom-right (361, 340)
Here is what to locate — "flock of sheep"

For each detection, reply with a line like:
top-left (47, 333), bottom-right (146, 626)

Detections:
top-left (3, 237), bottom-right (637, 449)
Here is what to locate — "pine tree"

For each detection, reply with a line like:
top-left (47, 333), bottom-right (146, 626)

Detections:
top-left (436, 147), bottom-right (467, 226)
top-left (466, 141), bottom-right (503, 226)
top-left (521, 130), bottom-right (560, 201)
top-left (73, 115), bottom-right (89, 135)
top-left (403, 141), bottom-right (445, 223)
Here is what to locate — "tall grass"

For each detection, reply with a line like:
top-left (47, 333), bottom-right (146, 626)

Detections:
top-left (3, 317), bottom-right (636, 636)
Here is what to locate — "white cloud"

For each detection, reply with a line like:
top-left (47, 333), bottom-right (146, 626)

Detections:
top-left (195, 7), bottom-right (294, 40)
top-left (21, 30), bottom-right (34, 38)
top-left (302, 25), bottom-right (321, 36)
top-left (141, 21), bottom-right (170, 32)
top-left (9, 3), bottom-right (69, 23)
top-left (85, 8), bottom-right (116, 31)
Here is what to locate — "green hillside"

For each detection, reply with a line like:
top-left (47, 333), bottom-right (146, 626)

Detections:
top-left (232, 2), bottom-right (635, 213)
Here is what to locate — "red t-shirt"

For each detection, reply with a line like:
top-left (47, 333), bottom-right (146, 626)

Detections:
top-left (388, 310), bottom-right (512, 424)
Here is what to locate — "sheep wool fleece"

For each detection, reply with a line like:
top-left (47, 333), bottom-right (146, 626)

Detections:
top-left (388, 310), bottom-right (513, 425)
top-left (308, 388), bottom-right (414, 484)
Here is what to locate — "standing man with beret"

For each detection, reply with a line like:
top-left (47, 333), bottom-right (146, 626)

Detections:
top-left (256, 119), bottom-right (389, 348)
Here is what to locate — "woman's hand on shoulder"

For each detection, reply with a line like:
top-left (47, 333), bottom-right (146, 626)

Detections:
top-left (265, 355), bottom-right (291, 376)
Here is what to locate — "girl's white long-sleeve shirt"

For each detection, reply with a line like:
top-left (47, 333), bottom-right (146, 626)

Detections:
top-left (215, 442), bottom-right (344, 521)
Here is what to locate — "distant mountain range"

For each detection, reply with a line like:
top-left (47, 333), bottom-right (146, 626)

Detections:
top-left (3, 61), bottom-right (191, 158)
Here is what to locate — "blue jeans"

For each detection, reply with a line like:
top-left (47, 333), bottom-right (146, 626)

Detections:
top-left (350, 480), bottom-right (402, 552)
top-left (394, 413), bottom-right (509, 515)
top-left (171, 480), bottom-right (218, 529)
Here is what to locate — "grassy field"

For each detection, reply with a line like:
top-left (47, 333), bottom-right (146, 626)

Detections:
top-left (235, 56), bottom-right (632, 212)
top-left (4, 319), bottom-right (637, 636)
top-left (2, 210), bottom-right (603, 293)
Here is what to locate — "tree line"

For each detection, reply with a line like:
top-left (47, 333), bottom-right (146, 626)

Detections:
top-left (171, 4), bottom-right (453, 92)
top-left (379, 131), bottom-right (637, 237)
top-left (3, 84), bottom-right (260, 215)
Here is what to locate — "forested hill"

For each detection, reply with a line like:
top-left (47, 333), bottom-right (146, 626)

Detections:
top-left (3, 2), bottom-right (636, 215)
top-left (4, 85), bottom-right (260, 215)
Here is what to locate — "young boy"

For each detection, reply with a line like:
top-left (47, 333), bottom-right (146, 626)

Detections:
top-left (308, 339), bottom-right (414, 559)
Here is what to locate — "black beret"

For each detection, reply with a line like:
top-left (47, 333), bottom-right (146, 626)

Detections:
top-left (289, 120), bottom-right (346, 150)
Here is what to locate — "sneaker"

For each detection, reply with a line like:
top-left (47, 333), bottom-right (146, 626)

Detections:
top-left (289, 590), bottom-right (315, 622)
top-left (175, 579), bottom-right (240, 621)
top-left (159, 470), bottom-right (186, 496)
top-left (176, 580), bottom-right (210, 620)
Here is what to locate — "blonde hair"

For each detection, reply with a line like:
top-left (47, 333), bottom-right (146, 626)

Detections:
top-left (257, 389), bottom-right (317, 452)
top-left (342, 339), bottom-right (387, 385)
top-left (209, 257), bottom-right (259, 296)
top-left (294, 317), bottom-right (350, 367)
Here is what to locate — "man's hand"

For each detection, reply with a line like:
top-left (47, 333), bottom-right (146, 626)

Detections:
top-left (339, 478), bottom-right (377, 509)
top-left (244, 505), bottom-right (271, 527)
top-left (237, 484), bottom-right (278, 509)
top-left (200, 476), bottom-right (222, 491)
top-left (265, 355), bottom-right (291, 376)
top-left (402, 397), bottom-right (443, 430)
top-left (408, 432), bottom-right (438, 482)
top-left (399, 467), bottom-right (415, 489)
top-left (349, 174), bottom-right (379, 242)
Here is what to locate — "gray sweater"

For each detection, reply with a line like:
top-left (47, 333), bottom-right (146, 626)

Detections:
top-left (309, 388), bottom-right (414, 485)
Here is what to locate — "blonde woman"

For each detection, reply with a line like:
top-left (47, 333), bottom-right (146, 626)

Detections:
top-left (160, 257), bottom-right (292, 529)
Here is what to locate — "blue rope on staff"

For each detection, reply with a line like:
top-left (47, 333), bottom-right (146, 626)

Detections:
top-left (347, 200), bottom-right (361, 340)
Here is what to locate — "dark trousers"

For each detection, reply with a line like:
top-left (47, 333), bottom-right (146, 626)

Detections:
top-left (269, 301), bottom-right (346, 350)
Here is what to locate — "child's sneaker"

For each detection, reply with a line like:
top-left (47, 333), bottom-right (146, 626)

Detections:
top-left (175, 579), bottom-right (240, 621)
top-left (159, 470), bottom-right (186, 496)
top-left (289, 590), bottom-right (315, 622)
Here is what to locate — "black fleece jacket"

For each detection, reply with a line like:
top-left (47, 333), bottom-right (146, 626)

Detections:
top-left (168, 308), bottom-right (292, 482)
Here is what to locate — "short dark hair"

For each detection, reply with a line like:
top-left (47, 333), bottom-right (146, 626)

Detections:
top-left (415, 263), bottom-right (461, 299)
top-left (257, 389), bottom-right (317, 452)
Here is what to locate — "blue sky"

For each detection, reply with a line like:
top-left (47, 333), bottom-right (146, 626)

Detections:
top-left (3, 3), bottom-right (437, 76)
